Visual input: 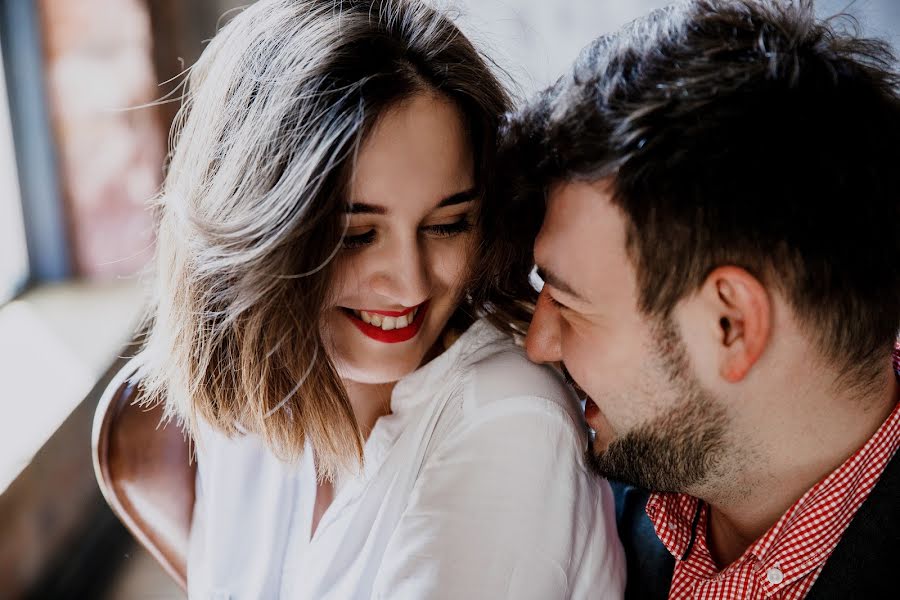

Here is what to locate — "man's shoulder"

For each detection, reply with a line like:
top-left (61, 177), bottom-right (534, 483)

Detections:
top-left (609, 451), bottom-right (900, 600)
top-left (807, 449), bottom-right (900, 598)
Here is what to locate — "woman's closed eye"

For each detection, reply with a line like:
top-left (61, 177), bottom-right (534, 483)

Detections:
top-left (422, 216), bottom-right (473, 237)
top-left (342, 229), bottom-right (376, 250)
top-left (341, 216), bottom-right (473, 250)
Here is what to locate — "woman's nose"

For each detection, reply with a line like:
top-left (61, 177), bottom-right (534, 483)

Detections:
top-left (525, 289), bottom-right (562, 364)
top-left (368, 238), bottom-right (430, 307)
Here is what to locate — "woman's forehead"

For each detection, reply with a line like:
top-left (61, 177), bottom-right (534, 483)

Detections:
top-left (349, 93), bottom-right (475, 214)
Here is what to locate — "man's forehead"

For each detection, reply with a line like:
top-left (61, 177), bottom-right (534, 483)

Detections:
top-left (546, 178), bottom-right (615, 210)
top-left (535, 178), bottom-right (630, 298)
top-left (539, 180), bottom-right (619, 247)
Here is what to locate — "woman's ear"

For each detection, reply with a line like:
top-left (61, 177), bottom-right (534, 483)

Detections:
top-left (701, 266), bottom-right (772, 382)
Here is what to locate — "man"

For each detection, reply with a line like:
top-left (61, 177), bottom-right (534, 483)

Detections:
top-left (500, 0), bottom-right (900, 598)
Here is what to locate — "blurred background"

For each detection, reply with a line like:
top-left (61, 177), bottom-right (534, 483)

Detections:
top-left (0, 0), bottom-right (896, 598)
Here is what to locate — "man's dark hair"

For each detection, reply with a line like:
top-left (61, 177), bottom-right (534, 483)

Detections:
top-left (500, 0), bottom-right (900, 387)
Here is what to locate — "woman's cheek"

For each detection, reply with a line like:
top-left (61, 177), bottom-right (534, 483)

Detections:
top-left (437, 237), bottom-right (474, 292)
top-left (330, 253), bottom-right (367, 302)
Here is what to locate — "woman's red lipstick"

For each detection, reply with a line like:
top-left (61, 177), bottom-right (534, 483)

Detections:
top-left (343, 301), bottom-right (429, 343)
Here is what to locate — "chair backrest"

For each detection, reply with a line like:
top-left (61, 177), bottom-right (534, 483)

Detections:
top-left (91, 358), bottom-right (195, 591)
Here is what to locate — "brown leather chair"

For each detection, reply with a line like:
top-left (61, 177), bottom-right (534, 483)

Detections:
top-left (91, 358), bottom-right (195, 591)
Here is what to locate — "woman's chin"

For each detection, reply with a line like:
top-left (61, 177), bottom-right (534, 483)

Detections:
top-left (327, 311), bottom-right (455, 385)
top-left (335, 355), bottom-right (424, 386)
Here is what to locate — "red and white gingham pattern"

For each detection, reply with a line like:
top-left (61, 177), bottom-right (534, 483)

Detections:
top-left (646, 347), bottom-right (900, 600)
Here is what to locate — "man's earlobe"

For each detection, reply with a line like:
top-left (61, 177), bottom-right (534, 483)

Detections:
top-left (708, 267), bottom-right (771, 383)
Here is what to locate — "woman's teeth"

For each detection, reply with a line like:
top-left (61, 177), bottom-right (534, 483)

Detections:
top-left (355, 308), bottom-right (419, 330)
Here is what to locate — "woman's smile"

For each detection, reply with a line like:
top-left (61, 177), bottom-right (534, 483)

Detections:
top-left (341, 301), bottom-right (430, 343)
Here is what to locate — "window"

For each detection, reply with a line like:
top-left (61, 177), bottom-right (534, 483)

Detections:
top-left (0, 42), bottom-right (28, 306)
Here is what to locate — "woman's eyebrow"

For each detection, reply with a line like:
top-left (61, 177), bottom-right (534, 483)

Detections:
top-left (437, 187), bottom-right (478, 208)
top-left (345, 187), bottom-right (479, 215)
top-left (346, 203), bottom-right (386, 215)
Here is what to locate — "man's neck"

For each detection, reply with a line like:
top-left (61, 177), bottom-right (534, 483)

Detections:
top-left (702, 371), bottom-right (898, 568)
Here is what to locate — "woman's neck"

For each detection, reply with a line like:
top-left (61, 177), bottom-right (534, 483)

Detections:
top-left (343, 379), bottom-right (395, 441)
top-left (341, 335), bottom-right (452, 439)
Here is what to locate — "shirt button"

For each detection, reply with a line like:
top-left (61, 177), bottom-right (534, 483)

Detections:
top-left (766, 567), bottom-right (784, 585)
top-left (667, 522), bottom-right (677, 531)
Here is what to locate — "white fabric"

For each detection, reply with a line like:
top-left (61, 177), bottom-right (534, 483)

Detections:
top-left (187, 319), bottom-right (625, 599)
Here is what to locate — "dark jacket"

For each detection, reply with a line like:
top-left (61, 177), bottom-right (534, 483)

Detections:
top-left (611, 450), bottom-right (899, 599)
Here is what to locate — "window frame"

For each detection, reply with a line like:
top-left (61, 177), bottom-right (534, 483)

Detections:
top-left (0, 0), bottom-right (71, 301)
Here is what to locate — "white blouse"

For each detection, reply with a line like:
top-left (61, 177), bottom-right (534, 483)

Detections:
top-left (187, 319), bottom-right (625, 599)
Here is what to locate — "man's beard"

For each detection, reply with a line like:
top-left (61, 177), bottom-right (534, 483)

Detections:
top-left (584, 317), bottom-right (728, 493)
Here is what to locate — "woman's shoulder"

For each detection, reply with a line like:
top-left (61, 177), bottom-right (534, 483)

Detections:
top-left (448, 320), bottom-right (586, 438)
top-left (192, 415), bottom-right (287, 478)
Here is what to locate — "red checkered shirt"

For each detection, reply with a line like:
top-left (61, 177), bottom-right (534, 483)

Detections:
top-left (647, 344), bottom-right (900, 600)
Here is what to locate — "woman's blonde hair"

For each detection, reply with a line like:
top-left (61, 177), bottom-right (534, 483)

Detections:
top-left (135, 0), bottom-right (525, 480)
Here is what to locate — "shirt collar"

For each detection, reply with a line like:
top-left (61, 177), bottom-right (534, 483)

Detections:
top-left (646, 492), bottom-right (703, 561)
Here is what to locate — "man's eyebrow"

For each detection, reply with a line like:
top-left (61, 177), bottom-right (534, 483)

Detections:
top-left (535, 265), bottom-right (586, 302)
top-left (346, 188), bottom-right (478, 215)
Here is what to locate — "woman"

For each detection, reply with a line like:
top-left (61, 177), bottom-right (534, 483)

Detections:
top-left (135, 0), bottom-right (624, 597)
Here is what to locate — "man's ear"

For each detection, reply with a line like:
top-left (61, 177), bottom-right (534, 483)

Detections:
top-left (699, 266), bottom-right (772, 382)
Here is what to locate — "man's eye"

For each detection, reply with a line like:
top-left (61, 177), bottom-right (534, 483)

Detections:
top-left (547, 295), bottom-right (565, 309)
top-left (342, 230), bottom-right (375, 249)
top-left (422, 217), bottom-right (473, 237)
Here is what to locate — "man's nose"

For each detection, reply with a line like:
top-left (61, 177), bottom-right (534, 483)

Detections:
top-left (525, 289), bottom-right (562, 364)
